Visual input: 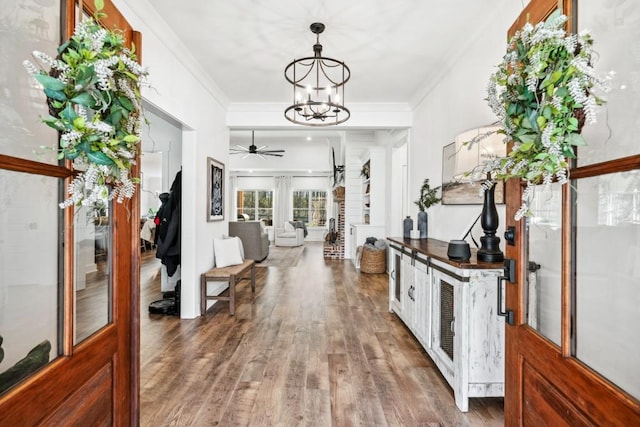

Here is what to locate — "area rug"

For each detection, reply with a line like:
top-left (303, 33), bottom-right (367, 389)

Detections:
top-left (256, 245), bottom-right (305, 268)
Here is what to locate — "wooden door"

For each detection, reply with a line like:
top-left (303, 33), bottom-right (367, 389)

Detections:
top-left (0, 0), bottom-right (140, 424)
top-left (504, 0), bottom-right (640, 425)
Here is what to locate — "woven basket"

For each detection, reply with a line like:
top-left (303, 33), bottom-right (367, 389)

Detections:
top-left (360, 247), bottom-right (386, 274)
top-left (332, 186), bottom-right (345, 201)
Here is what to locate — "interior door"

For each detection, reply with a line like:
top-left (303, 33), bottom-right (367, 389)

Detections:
top-left (504, 0), bottom-right (640, 425)
top-left (0, 0), bottom-right (140, 424)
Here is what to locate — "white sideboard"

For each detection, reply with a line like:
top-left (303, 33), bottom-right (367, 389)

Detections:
top-left (388, 237), bottom-right (504, 412)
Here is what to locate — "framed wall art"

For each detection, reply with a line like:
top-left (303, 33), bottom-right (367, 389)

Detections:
top-left (207, 157), bottom-right (224, 221)
top-left (441, 125), bottom-right (506, 205)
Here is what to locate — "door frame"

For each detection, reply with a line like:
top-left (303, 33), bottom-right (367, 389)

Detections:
top-left (0, 0), bottom-right (141, 424)
top-left (504, 0), bottom-right (640, 425)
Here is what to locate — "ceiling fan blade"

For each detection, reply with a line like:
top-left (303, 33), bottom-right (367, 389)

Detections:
top-left (230, 136), bottom-right (284, 158)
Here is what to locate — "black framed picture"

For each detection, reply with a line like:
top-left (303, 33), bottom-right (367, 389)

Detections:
top-left (441, 126), bottom-right (506, 205)
top-left (207, 157), bottom-right (224, 221)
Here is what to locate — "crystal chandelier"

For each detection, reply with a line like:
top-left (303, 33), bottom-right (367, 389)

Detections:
top-left (284, 23), bottom-right (350, 126)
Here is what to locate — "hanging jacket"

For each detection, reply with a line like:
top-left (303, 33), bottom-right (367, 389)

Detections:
top-left (156, 171), bottom-right (181, 276)
top-left (153, 193), bottom-right (170, 245)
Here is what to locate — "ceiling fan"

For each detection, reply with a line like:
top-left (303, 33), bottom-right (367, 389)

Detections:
top-left (230, 131), bottom-right (285, 159)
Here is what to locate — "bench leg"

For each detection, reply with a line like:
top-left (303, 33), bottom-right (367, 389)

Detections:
top-left (229, 275), bottom-right (236, 316)
top-left (200, 275), bottom-right (206, 316)
top-left (251, 264), bottom-right (256, 293)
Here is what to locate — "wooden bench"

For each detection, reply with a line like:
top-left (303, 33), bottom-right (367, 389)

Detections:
top-left (200, 259), bottom-right (256, 316)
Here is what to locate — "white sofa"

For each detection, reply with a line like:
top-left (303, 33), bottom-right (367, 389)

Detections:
top-left (275, 227), bottom-right (304, 247)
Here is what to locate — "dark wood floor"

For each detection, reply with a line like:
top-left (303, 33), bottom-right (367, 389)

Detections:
top-left (139, 243), bottom-right (504, 426)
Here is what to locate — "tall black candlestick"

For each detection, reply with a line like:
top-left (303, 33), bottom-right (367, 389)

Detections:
top-left (477, 179), bottom-right (504, 263)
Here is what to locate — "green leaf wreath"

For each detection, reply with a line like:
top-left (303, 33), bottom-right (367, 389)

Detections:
top-left (467, 12), bottom-right (612, 219)
top-left (23, 0), bottom-right (148, 209)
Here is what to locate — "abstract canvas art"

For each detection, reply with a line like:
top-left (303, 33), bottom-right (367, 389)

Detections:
top-left (207, 157), bottom-right (224, 221)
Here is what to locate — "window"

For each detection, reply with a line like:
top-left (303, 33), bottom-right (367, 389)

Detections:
top-left (236, 190), bottom-right (273, 225)
top-left (293, 190), bottom-right (327, 226)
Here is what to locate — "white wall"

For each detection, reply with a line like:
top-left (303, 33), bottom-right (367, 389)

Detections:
top-left (408, 1), bottom-right (522, 243)
top-left (291, 176), bottom-right (331, 192)
top-left (141, 108), bottom-right (183, 193)
top-left (140, 108), bottom-right (183, 230)
top-left (388, 134), bottom-right (409, 238)
top-left (114, 0), bottom-right (229, 318)
top-left (140, 153), bottom-right (162, 216)
top-left (236, 176), bottom-right (276, 190)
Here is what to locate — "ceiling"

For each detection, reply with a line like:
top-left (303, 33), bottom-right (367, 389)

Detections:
top-left (143, 1), bottom-right (517, 170)
top-left (146, 0), bottom-right (515, 106)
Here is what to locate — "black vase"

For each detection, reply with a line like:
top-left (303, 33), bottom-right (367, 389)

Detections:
top-left (417, 211), bottom-right (428, 239)
top-left (403, 216), bottom-right (413, 239)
